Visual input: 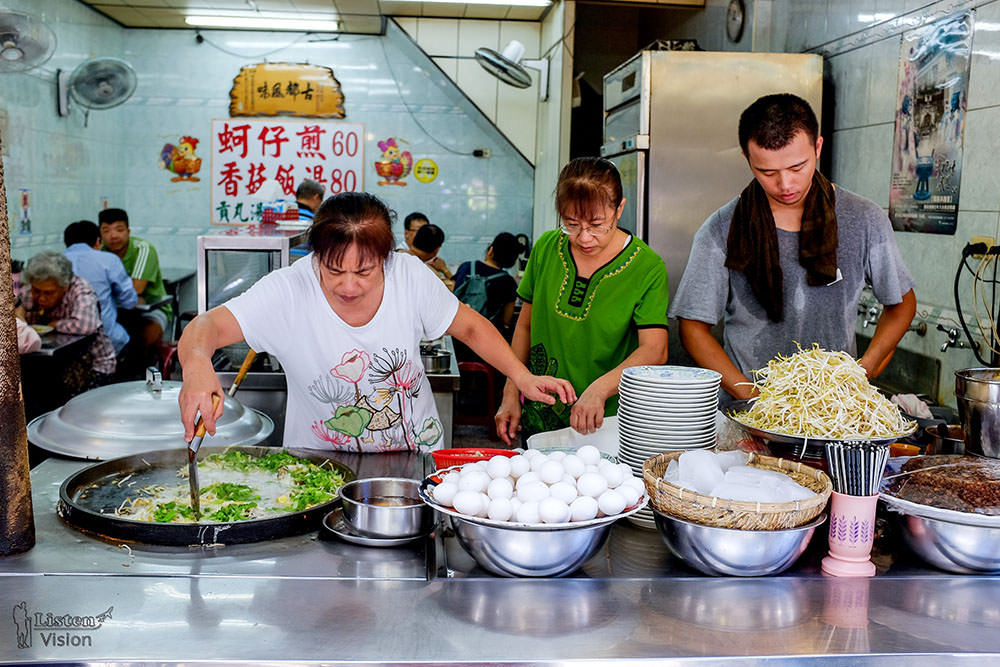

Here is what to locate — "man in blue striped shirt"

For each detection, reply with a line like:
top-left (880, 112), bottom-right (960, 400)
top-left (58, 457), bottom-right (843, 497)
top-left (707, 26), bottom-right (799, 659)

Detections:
top-left (296, 179), bottom-right (325, 224)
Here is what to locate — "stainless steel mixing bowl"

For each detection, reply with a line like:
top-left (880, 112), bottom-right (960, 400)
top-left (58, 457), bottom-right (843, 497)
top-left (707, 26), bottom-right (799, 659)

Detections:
top-left (340, 478), bottom-right (434, 539)
top-left (955, 367), bottom-right (1000, 458)
top-left (653, 510), bottom-right (826, 577)
top-left (895, 512), bottom-right (1000, 574)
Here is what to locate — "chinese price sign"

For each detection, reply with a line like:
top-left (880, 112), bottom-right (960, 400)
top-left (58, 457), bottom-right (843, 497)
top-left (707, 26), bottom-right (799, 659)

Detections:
top-left (211, 119), bottom-right (364, 225)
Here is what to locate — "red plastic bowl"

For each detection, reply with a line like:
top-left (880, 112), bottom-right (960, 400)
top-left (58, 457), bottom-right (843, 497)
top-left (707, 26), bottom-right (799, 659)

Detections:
top-left (431, 448), bottom-right (517, 470)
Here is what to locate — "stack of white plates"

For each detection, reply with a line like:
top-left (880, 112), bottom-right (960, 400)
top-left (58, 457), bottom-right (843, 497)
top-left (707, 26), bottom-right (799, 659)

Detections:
top-left (616, 365), bottom-right (723, 528)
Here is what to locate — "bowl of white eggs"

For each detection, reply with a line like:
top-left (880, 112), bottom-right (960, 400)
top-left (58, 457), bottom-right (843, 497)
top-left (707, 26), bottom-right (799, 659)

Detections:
top-left (419, 445), bottom-right (648, 577)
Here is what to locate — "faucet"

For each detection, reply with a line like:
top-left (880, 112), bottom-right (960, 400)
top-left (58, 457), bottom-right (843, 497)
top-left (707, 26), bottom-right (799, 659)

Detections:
top-left (862, 304), bottom-right (881, 328)
top-left (908, 320), bottom-right (927, 337)
top-left (937, 324), bottom-right (967, 352)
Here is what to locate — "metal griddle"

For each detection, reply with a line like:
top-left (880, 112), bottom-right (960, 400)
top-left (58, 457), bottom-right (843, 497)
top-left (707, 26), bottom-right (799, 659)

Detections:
top-left (57, 445), bottom-right (355, 546)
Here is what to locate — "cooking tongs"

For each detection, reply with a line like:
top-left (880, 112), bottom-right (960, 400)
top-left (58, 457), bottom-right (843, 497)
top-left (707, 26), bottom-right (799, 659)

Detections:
top-left (187, 349), bottom-right (257, 520)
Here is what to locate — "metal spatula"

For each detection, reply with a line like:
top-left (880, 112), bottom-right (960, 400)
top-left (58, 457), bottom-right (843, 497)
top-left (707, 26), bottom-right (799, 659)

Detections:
top-left (188, 394), bottom-right (221, 521)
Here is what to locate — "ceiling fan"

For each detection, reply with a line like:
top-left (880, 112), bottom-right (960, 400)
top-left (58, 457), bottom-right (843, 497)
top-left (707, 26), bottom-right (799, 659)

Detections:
top-left (474, 40), bottom-right (549, 101)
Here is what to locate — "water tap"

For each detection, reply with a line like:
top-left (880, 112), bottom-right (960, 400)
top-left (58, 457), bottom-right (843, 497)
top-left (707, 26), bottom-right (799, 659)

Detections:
top-left (862, 304), bottom-right (881, 328)
top-left (937, 324), bottom-right (965, 352)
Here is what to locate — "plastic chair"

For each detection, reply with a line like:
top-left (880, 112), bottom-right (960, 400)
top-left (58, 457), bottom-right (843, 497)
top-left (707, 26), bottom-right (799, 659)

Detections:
top-left (455, 361), bottom-right (499, 440)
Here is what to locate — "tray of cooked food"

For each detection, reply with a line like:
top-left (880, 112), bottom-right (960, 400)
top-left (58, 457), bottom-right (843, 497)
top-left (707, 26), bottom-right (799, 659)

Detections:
top-left (723, 345), bottom-right (917, 460)
top-left (58, 446), bottom-right (354, 545)
top-left (880, 454), bottom-right (1000, 527)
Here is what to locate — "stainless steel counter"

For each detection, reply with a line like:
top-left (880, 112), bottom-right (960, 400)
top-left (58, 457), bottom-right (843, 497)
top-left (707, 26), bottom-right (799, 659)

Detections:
top-left (2, 455), bottom-right (1000, 664)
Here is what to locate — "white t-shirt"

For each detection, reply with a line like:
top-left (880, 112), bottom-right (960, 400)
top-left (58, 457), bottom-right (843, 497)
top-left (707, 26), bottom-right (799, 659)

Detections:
top-left (226, 252), bottom-right (459, 452)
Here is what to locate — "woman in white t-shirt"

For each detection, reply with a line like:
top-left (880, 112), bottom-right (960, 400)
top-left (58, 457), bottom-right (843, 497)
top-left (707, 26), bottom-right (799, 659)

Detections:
top-left (178, 192), bottom-right (575, 453)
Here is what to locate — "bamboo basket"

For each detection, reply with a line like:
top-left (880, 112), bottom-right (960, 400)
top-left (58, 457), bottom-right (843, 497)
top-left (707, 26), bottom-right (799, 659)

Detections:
top-left (642, 451), bottom-right (832, 530)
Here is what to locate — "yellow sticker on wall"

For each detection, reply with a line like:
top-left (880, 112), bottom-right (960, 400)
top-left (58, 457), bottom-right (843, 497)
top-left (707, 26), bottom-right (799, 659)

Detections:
top-left (414, 158), bottom-right (438, 184)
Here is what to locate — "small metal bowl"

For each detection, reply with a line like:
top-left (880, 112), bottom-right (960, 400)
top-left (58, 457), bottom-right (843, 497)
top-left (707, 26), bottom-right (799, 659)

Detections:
top-left (653, 510), bottom-right (826, 577)
top-left (895, 512), bottom-right (1000, 574)
top-left (340, 478), bottom-right (434, 540)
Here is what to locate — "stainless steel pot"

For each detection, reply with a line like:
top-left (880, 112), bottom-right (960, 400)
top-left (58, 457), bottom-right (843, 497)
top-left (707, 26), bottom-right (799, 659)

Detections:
top-left (421, 350), bottom-right (451, 374)
top-left (955, 368), bottom-right (1000, 458)
top-left (923, 424), bottom-right (965, 455)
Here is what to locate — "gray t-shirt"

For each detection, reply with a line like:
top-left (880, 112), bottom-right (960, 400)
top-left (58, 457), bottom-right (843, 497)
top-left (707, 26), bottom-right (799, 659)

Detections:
top-left (669, 186), bottom-right (915, 381)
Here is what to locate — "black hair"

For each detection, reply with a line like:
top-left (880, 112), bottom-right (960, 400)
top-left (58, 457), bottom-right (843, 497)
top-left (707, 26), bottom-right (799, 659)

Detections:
top-left (489, 232), bottom-right (519, 269)
top-left (309, 192), bottom-right (396, 268)
top-left (404, 211), bottom-right (429, 231)
top-left (98, 208), bottom-right (129, 227)
top-left (412, 224), bottom-right (444, 253)
top-left (738, 93), bottom-right (819, 153)
top-left (296, 179), bottom-right (325, 200)
top-left (64, 220), bottom-right (100, 247)
top-left (555, 157), bottom-right (623, 222)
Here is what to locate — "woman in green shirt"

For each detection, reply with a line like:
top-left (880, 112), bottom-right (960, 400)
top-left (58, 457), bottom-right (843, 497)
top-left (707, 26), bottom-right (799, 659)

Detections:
top-left (496, 157), bottom-right (670, 443)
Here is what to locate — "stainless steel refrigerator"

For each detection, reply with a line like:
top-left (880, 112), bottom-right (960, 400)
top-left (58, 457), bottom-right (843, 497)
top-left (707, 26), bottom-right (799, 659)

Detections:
top-left (601, 48), bottom-right (823, 363)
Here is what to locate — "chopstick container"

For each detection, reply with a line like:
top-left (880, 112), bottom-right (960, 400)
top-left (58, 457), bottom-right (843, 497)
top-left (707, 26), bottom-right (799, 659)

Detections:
top-left (821, 440), bottom-right (890, 577)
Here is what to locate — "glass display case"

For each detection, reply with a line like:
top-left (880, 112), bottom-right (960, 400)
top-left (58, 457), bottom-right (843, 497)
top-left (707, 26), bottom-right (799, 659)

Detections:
top-left (196, 225), bottom-right (310, 313)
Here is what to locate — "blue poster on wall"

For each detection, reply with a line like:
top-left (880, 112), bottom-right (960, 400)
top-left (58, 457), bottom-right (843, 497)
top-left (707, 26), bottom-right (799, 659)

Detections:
top-left (889, 11), bottom-right (972, 234)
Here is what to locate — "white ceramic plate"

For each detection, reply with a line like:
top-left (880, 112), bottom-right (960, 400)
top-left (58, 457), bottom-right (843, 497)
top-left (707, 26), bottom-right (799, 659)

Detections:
top-left (621, 365), bottom-right (722, 385)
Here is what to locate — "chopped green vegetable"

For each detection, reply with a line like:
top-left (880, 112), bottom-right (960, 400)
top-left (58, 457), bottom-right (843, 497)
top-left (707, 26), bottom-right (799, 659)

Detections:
top-left (208, 502), bottom-right (258, 522)
top-left (152, 502), bottom-right (196, 523)
top-left (202, 482), bottom-right (259, 502)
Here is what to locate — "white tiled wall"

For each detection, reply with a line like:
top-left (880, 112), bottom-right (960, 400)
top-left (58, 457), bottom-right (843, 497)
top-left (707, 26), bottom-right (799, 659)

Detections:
top-left (769, 0), bottom-right (1000, 404)
top-left (3, 1), bottom-right (536, 282)
top-left (396, 16), bottom-right (541, 161)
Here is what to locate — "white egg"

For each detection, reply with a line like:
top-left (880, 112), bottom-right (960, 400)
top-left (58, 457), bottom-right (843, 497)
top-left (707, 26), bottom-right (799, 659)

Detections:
top-left (487, 497), bottom-right (514, 521)
top-left (516, 501), bottom-right (540, 523)
top-left (517, 481), bottom-right (550, 503)
top-left (538, 497), bottom-right (571, 523)
top-left (617, 484), bottom-right (641, 508)
top-left (523, 448), bottom-right (544, 459)
top-left (433, 481), bottom-right (459, 506)
top-left (509, 497), bottom-right (522, 513)
top-left (469, 461), bottom-right (489, 472)
top-left (561, 473), bottom-right (577, 485)
top-left (577, 445), bottom-right (602, 465)
top-left (487, 477), bottom-right (514, 500)
top-left (458, 470), bottom-right (491, 493)
top-left (597, 489), bottom-right (627, 516)
top-left (622, 476), bottom-right (646, 494)
top-left (600, 462), bottom-right (625, 488)
top-left (549, 481), bottom-right (579, 505)
top-left (439, 471), bottom-right (460, 483)
top-left (577, 472), bottom-right (608, 498)
top-left (529, 453), bottom-right (550, 472)
top-left (561, 454), bottom-right (585, 479)
top-left (569, 495), bottom-right (599, 521)
top-left (516, 471), bottom-right (541, 488)
top-left (538, 460), bottom-right (565, 485)
top-left (597, 458), bottom-right (617, 473)
top-left (508, 455), bottom-right (530, 479)
top-left (584, 464), bottom-right (600, 473)
top-left (616, 463), bottom-right (635, 485)
top-left (486, 455), bottom-right (513, 479)
top-left (548, 451), bottom-right (567, 461)
top-left (452, 490), bottom-right (487, 517)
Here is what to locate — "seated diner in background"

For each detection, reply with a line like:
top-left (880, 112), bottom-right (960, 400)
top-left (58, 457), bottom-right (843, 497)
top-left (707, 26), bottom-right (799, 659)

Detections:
top-left (177, 191), bottom-right (575, 453)
top-left (15, 317), bottom-right (41, 354)
top-left (398, 211), bottom-right (429, 252)
top-left (98, 207), bottom-right (172, 349)
top-left (404, 223), bottom-right (454, 290)
top-left (64, 219), bottom-right (138, 356)
top-left (453, 231), bottom-right (520, 347)
top-left (495, 157), bottom-right (670, 443)
top-left (17, 251), bottom-right (116, 392)
top-left (669, 93), bottom-right (916, 402)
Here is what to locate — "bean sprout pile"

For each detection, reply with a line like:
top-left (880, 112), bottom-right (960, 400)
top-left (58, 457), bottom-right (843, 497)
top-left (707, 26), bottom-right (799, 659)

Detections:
top-left (732, 344), bottom-right (915, 439)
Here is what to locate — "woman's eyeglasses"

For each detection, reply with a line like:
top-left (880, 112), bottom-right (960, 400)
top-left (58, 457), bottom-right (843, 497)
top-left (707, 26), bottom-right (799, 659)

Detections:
top-left (559, 221), bottom-right (613, 237)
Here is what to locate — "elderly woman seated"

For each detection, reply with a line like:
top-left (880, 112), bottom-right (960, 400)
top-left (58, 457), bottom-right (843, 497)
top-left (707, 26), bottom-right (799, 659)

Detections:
top-left (17, 250), bottom-right (116, 392)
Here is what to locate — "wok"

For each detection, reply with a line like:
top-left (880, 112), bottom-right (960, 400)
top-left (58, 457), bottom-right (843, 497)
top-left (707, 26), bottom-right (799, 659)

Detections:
top-left (58, 445), bottom-right (354, 546)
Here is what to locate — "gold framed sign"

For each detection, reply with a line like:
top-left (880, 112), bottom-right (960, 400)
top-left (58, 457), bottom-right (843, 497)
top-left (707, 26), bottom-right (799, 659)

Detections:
top-left (230, 62), bottom-right (346, 118)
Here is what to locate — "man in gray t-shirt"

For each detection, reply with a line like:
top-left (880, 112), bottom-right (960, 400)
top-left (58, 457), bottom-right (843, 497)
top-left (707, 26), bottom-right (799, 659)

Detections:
top-left (669, 94), bottom-right (915, 401)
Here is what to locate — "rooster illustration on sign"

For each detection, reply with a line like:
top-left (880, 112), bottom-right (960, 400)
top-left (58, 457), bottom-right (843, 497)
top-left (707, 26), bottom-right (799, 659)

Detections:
top-left (375, 137), bottom-right (412, 186)
top-left (159, 136), bottom-right (203, 182)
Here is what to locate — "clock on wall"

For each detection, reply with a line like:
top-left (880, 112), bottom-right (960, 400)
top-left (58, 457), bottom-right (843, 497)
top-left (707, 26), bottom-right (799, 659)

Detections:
top-left (727, 0), bottom-right (746, 43)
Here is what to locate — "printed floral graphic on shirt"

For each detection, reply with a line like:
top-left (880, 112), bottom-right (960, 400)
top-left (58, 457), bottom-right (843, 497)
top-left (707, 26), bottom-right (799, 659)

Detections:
top-left (308, 347), bottom-right (442, 452)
